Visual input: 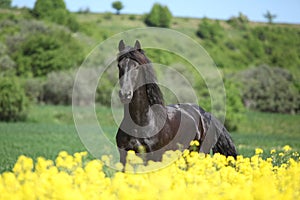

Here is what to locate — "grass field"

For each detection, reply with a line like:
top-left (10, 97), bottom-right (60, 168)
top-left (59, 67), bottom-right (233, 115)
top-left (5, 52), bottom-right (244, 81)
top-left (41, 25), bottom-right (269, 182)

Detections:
top-left (0, 105), bottom-right (299, 173)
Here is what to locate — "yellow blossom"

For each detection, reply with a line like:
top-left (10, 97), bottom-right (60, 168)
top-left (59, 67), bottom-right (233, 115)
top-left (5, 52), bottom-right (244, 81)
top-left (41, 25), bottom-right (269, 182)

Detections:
top-left (270, 149), bottom-right (276, 154)
top-left (255, 148), bottom-right (263, 155)
top-left (283, 145), bottom-right (292, 152)
top-left (190, 140), bottom-right (200, 146)
top-left (0, 147), bottom-right (299, 200)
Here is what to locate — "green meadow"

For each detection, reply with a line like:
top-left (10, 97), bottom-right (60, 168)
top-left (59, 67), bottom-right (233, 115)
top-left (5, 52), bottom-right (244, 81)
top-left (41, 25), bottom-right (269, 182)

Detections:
top-left (0, 105), bottom-right (299, 173)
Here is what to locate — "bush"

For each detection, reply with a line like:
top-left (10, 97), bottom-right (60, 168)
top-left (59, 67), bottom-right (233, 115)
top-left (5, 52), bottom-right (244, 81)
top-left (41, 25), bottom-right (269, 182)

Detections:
top-left (43, 71), bottom-right (74, 105)
top-left (32, 0), bottom-right (79, 32)
top-left (227, 12), bottom-right (249, 30)
top-left (0, 76), bottom-right (28, 121)
top-left (236, 65), bottom-right (299, 113)
top-left (195, 78), bottom-right (244, 131)
top-left (96, 74), bottom-right (114, 107)
top-left (43, 69), bottom-right (107, 106)
top-left (197, 18), bottom-right (224, 42)
top-left (103, 12), bottom-right (113, 20)
top-left (8, 24), bottom-right (84, 77)
top-left (223, 79), bottom-right (245, 131)
top-left (0, 43), bottom-right (15, 75)
top-left (24, 78), bottom-right (44, 103)
top-left (0, 0), bottom-right (11, 8)
top-left (128, 14), bottom-right (136, 21)
top-left (144, 3), bottom-right (172, 28)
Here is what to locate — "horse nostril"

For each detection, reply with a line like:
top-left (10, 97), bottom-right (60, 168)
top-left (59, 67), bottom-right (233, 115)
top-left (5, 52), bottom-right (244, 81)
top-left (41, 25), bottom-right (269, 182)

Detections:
top-left (119, 90), bottom-right (132, 100)
top-left (125, 91), bottom-right (132, 99)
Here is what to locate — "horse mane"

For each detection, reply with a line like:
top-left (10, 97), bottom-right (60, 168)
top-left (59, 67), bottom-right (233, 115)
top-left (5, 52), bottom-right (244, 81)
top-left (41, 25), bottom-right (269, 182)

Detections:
top-left (118, 48), bottom-right (165, 106)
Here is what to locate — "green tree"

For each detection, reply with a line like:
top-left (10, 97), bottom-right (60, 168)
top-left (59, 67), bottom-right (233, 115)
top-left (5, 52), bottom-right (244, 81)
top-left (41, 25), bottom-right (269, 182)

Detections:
top-left (197, 18), bottom-right (224, 42)
top-left (0, 43), bottom-right (15, 75)
top-left (0, 77), bottom-right (28, 121)
top-left (112, 1), bottom-right (123, 15)
top-left (12, 30), bottom-right (84, 77)
top-left (0, 0), bottom-right (11, 8)
top-left (32, 0), bottom-right (78, 31)
top-left (145, 3), bottom-right (172, 28)
top-left (264, 11), bottom-right (277, 24)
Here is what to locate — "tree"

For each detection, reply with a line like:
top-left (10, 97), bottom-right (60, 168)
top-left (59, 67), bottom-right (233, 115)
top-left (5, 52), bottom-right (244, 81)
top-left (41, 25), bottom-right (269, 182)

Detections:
top-left (145, 3), bottom-right (172, 28)
top-left (0, 0), bottom-right (11, 8)
top-left (197, 18), bottom-right (224, 42)
top-left (264, 11), bottom-right (277, 24)
top-left (32, 0), bottom-right (79, 31)
top-left (0, 77), bottom-right (28, 122)
top-left (112, 1), bottom-right (123, 15)
top-left (12, 29), bottom-right (84, 77)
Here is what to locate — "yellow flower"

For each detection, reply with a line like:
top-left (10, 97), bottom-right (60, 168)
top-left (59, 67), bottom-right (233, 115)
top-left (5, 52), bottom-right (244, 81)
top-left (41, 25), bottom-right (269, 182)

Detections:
top-left (1, 147), bottom-right (299, 199)
top-left (190, 140), bottom-right (200, 146)
top-left (283, 145), bottom-right (292, 152)
top-left (270, 149), bottom-right (276, 154)
top-left (255, 148), bottom-right (263, 155)
top-left (279, 152), bottom-right (284, 157)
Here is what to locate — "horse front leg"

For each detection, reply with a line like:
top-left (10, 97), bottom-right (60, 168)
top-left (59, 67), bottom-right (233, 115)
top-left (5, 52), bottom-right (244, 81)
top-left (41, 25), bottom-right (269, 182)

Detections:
top-left (118, 149), bottom-right (127, 168)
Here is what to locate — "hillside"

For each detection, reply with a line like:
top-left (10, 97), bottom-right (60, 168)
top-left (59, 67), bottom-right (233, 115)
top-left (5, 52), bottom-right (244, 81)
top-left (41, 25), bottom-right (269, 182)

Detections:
top-left (0, 8), bottom-right (299, 125)
top-left (75, 12), bottom-right (300, 76)
top-left (1, 9), bottom-right (299, 73)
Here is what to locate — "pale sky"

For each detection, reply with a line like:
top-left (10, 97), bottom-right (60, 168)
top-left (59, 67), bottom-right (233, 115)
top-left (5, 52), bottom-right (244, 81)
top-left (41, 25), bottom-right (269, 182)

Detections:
top-left (12, 0), bottom-right (300, 24)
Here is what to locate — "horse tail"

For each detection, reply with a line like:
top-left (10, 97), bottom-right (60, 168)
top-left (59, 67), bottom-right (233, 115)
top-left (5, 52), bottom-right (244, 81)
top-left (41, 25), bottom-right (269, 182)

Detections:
top-left (199, 112), bottom-right (238, 159)
top-left (212, 127), bottom-right (238, 159)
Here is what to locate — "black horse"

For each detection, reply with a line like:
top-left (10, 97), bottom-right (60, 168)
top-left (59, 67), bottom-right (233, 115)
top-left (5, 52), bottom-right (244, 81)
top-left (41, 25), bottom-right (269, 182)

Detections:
top-left (116, 40), bottom-right (237, 165)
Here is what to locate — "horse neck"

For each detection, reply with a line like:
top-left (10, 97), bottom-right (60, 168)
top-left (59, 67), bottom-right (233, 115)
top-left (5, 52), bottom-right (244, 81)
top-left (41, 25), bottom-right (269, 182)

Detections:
top-left (123, 62), bottom-right (166, 127)
top-left (123, 85), bottom-right (151, 126)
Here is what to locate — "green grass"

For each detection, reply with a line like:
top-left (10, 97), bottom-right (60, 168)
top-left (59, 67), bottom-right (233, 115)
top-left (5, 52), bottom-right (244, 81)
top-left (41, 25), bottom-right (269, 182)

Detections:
top-left (0, 105), bottom-right (299, 173)
top-left (0, 122), bottom-right (85, 173)
top-left (0, 105), bottom-right (118, 173)
top-left (232, 111), bottom-right (300, 157)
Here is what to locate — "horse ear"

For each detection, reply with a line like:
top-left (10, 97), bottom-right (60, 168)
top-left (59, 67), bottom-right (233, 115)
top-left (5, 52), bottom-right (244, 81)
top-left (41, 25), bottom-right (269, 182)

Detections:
top-left (119, 40), bottom-right (125, 52)
top-left (134, 40), bottom-right (141, 50)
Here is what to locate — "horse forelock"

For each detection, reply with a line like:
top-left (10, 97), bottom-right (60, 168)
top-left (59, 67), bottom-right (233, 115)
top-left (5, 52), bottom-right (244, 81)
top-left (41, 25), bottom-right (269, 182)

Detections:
top-left (117, 48), bottom-right (149, 65)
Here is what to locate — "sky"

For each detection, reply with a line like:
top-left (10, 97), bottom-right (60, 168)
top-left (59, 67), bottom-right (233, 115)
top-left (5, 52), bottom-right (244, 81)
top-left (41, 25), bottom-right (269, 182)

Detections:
top-left (12, 0), bottom-right (300, 24)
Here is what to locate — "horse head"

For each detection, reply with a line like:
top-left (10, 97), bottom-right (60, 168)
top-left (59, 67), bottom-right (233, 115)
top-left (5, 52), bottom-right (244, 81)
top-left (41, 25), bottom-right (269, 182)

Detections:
top-left (117, 40), bottom-right (146, 104)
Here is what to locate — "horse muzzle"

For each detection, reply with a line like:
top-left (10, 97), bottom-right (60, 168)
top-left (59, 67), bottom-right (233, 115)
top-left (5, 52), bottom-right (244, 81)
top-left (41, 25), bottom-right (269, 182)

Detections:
top-left (119, 90), bottom-right (133, 104)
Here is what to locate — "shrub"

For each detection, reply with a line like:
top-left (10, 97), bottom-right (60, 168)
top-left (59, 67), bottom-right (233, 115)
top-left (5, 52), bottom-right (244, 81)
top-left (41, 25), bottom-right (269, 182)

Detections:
top-left (236, 65), bottom-right (299, 113)
top-left (227, 12), bottom-right (249, 30)
top-left (0, 76), bottom-right (28, 121)
top-left (195, 78), bottom-right (244, 131)
top-left (0, 43), bottom-right (15, 75)
top-left (24, 78), bottom-right (44, 103)
top-left (144, 3), bottom-right (172, 28)
top-left (43, 71), bottom-right (74, 105)
top-left (197, 18), bottom-right (224, 42)
top-left (96, 74), bottom-right (114, 107)
top-left (8, 24), bottom-right (84, 77)
top-left (223, 79), bottom-right (245, 131)
top-left (103, 12), bottom-right (113, 20)
top-left (32, 0), bottom-right (79, 32)
top-left (0, 0), bottom-right (11, 8)
top-left (128, 14), bottom-right (136, 21)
